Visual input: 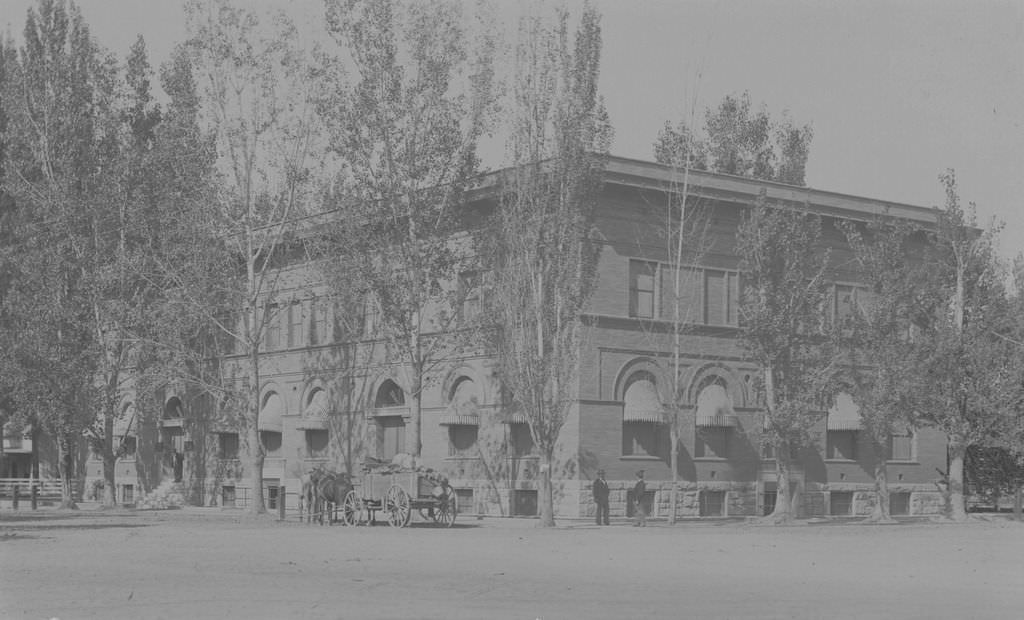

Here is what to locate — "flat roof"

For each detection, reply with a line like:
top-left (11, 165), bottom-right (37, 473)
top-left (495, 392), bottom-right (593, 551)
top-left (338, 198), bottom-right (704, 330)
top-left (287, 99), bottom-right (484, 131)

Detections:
top-left (601, 155), bottom-right (937, 224)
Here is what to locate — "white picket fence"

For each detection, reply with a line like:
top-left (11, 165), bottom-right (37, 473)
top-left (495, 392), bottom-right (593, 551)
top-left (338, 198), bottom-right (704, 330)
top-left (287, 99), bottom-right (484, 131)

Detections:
top-left (0, 478), bottom-right (64, 499)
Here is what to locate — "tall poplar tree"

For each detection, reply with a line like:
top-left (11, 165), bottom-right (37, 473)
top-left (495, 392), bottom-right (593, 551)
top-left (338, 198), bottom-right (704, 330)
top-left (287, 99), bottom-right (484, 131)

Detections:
top-left (183, 0), bottom-right (321, 514)
top-left (316, 0), bottom-right (497, 459)
top-left (736, 197), bottom-right (837, 523)
top-left (487, 2), bottom-right (611, 526)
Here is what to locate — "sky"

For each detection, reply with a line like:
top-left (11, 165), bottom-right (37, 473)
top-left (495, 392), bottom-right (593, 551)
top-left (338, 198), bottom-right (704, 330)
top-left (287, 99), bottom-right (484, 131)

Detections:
top-left (4, 0), bottom-right (1024, 262)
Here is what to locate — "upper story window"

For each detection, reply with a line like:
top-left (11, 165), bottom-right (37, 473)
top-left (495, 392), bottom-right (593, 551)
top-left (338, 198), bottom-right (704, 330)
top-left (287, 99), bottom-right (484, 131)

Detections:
top-left (459, 271), bottom-right (481, 323)
top-left (375, 380), bottom-right (405, 408)
top-left (264, 303), bottom-right (281, 350)
top-left (287, 301), bottom-right (305, 348)
top-left (888, 430), bottom-right (915, 462)
top-left (310, 298), bottom-right (329, 346)
top-left (629, 260), bottom-right (740, 326)
top-left (629, 260), bottom-right (657, 318)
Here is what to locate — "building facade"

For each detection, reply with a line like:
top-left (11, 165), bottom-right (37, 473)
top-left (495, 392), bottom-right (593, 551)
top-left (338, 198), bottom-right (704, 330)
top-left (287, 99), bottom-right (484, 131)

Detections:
top-left (66, 156), bottom-right (947, 518)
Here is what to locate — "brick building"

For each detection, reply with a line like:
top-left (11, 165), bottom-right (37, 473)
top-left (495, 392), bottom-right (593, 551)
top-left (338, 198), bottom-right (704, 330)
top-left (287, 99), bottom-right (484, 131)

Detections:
top-left (68, 155), bottom-right (946, 518)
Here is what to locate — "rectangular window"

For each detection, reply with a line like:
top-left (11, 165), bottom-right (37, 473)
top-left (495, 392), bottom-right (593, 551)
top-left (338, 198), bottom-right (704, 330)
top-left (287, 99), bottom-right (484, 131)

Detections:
top-left (221, 485), bottom-right (236, 508)
top-left (264, 304), bottom-right (281, 350)
top-left (629, 260), bottom-right (657, 318)
top-left (704, 270), bottom-right (740, 326)
top-left (626, 489), bottom-right (655, 517)
top-left (378, 417), bottom-right (406, 460)
top-left (512, 490), bottom-right (538, 516)
top-left (454, 488), bottom-right (474, 514)
top-left (459, 271), bottom-right (481, 323)
top-left (700, 490), bottom-right (726, 517)
top-left (121, 484), bottom-right (134, 504)
top-left (622, 421), bottom-right (662, 457)
top-left (888, 431), bottom-right (914, 461)
top-left (660, 265), bottom-right (702, 322)
top-left (695, 428), bottom-right (730, 459)
top-left (218, 433), bottom-right (239, 460)
top-left (509, 423), bottom-right (535, 457)
top-left (830, 491), bottom-right (854, 516)
top-left (287, 301), bottom-right (305, 348)
top-left (305, 430), bottom-right (329, 458)
top-left (261, 431), bottom-right (282, 457)
top-left (761, 440), bottom-right (775, 460)
top-left (310, 298), bottom-right (329, 346)
top-left (890, 492), bottom-right (911, 516)
top-left (826, 430), bottom-right (857, 460)
top-left (762, 482), bottom-right (777, 516)
top-left (120, 436), bottom-right (137, 459)
top-left (448, 425), bottom-right (479, 457)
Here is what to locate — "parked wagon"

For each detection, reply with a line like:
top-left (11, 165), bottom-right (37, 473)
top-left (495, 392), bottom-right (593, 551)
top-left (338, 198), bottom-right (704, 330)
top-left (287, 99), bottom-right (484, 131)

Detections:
top-left (342, 468), bottom-right (457, 528)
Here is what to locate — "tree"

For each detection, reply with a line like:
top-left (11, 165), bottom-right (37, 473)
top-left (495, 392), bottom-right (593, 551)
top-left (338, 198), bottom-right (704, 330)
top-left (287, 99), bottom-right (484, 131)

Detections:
top-left (486, 2), bottom-right (611, 527)
top-left (1, 0), bottom-right (120, 508)
top-left (736, 196), bottom-right (837, 523)
top-left (653, 91), bottom-right (813, 185)
top-left (914, 171), bottom-right (1015, 520)
top-left (315, 0), bottom-right (497, 459)
top-left (840, 217), bottom-right (924, 522)
top-left (182, 0), bottom-right (321, 514)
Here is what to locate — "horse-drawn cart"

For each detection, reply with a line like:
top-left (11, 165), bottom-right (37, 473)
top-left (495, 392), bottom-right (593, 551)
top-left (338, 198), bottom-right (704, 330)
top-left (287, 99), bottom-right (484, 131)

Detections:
top-left (342, 469), bottom-right (456, 528)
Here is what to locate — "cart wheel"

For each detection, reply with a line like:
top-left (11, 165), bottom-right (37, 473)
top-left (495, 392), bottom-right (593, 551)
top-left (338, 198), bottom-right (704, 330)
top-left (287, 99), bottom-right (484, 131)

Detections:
top-left (342, 490), bottom-right (363, 526)
top-left (434, 496), bottom-right (457, 528)
top-left (385, 485), bottom-right (411, 528)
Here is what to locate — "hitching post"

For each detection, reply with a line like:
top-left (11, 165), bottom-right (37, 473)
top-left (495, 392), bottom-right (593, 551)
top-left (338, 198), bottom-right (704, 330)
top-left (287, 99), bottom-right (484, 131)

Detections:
top-left (12, 484), bottom-right (19, 510)
top-left (278, 485), bottom-right (286, 521)
top-left (30, 483), bottom-right (38, 510)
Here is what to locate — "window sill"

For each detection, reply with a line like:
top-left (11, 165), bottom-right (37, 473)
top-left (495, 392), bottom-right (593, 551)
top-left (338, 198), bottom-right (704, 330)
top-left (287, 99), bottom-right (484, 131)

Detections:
top-left (445, 455), bottom-right (479, 461)
top-left (886, 460), bottom-right (918, 465)
top-left (693, 456), bottom-right (728, 462)
top-left (620, 455), bottom-right (661, 461)
top-left (824, 458), bottom-right (858, 464)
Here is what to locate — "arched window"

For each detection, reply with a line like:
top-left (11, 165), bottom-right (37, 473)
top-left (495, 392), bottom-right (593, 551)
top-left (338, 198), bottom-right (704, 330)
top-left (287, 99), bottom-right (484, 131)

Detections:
top-left (375, 380), bottom-right (405, 408)
top-left (622, 372), bottom-right (664, 457)
top-left (694, 377), bottom-right (735, 459)
top-left (826, 392), bottom-right (860, 461)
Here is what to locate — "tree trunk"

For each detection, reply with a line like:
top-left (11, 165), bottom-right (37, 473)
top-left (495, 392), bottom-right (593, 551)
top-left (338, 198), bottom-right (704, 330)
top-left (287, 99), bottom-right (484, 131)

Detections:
top-left (765, 443), bottom-right (793, 524)
top-left (57, 434), bottom-right (78, 510)
top-left (408, 384), bottom-right (422, 459)
top-left (537, 449), bottom-right (555, 527)
top-left (102, 450), bottom-right (117, 508)
top-left (1013, 483), bottom-right (1022, 522)
top-left (669, 422), bottom-right (679, 525)
top-left (948, 442), bottom-right (968, 521)
top-left (865, 451), bottom-right (894, 523)
top-left (248, 346), bottom-right (266, 515)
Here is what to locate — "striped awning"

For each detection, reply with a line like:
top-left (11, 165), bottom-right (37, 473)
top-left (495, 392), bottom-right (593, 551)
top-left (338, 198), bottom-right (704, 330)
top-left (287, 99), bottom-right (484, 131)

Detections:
top-left (623, 376), bottom-right (663, 423)
top-left (296, 391), bottom-right (329, 430)
top-left (258, 392), bottom-right (284, 433)
top-left (696, 413), bottom-right (738, 428)
top-left (502, 411), bottom-right (528, 424)
top-left (827, 393), bottom-right (862, 431)
top-left (695, 383), bottom-right (736, 428)
top-left (439, 413), bottom-right (480, 426)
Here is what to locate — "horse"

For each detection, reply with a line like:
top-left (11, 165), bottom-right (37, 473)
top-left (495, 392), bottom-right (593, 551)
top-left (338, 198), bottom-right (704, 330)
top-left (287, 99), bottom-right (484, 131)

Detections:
top-left (299, 466), bottom-right (325, 524)
top-left (315, 470), bottom-right (354, 525)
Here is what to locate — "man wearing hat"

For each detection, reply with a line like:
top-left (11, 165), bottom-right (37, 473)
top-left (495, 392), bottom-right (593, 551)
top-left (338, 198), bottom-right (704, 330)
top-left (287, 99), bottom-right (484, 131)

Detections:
top-left (592, 469), bottom-right (610, 526)
top-left (632, 470), bottom-right (647, 527)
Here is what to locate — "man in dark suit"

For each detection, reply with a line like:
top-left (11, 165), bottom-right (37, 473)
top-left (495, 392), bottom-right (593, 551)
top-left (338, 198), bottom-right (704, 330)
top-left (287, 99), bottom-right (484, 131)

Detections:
top-left (632, 470), bottom-right (647, 527)
top-left (592, 469), bottom-right (610, 526)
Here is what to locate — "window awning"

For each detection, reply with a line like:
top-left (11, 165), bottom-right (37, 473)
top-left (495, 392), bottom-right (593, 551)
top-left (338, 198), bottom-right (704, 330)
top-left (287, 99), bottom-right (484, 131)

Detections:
top-left (696, 413), bottom-right (738, 428)
top-left (258, 393), bottom-right (284, 433)
top-left (695, 383), bottom-right (736, 428)
top-left (827, 393), bottom-right (862, 431)
top-left (623, 376), bottom-right (663, 423)
top-left (502, 411), bottom-right (528, 424)
top-left (439, 413), bottom-right (480, 426)
top-left (297, 391), bottom-right (329, 430)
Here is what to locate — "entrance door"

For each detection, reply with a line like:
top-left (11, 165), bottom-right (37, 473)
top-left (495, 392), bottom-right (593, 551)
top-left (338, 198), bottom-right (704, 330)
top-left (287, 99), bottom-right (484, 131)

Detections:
top-left (376, 417), bottom-right (406, 460)
top-left (162, 428), bottom-right (185, 482)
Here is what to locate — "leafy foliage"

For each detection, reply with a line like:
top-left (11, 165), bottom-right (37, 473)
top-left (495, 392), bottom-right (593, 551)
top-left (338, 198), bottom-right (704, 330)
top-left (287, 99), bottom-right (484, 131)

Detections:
top-left (654, 91), bottom-right (813, 185)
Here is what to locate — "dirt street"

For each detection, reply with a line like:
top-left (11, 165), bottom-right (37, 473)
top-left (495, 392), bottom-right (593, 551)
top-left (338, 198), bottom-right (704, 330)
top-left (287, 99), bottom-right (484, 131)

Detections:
top-left (1, 509), bottom-right (1021, 620)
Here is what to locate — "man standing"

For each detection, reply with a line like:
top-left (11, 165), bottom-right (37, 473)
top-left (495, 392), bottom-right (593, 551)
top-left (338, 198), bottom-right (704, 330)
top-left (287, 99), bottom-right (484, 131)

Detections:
top-left (632, 470), bottom-right (646, 527)
top-left (593, 469), bottom-right (610, 526)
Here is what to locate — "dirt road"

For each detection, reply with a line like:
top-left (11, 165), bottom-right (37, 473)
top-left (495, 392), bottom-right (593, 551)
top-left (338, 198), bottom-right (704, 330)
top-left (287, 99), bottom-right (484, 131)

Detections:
top-left (1, 509), bottom-right (1020, 619)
